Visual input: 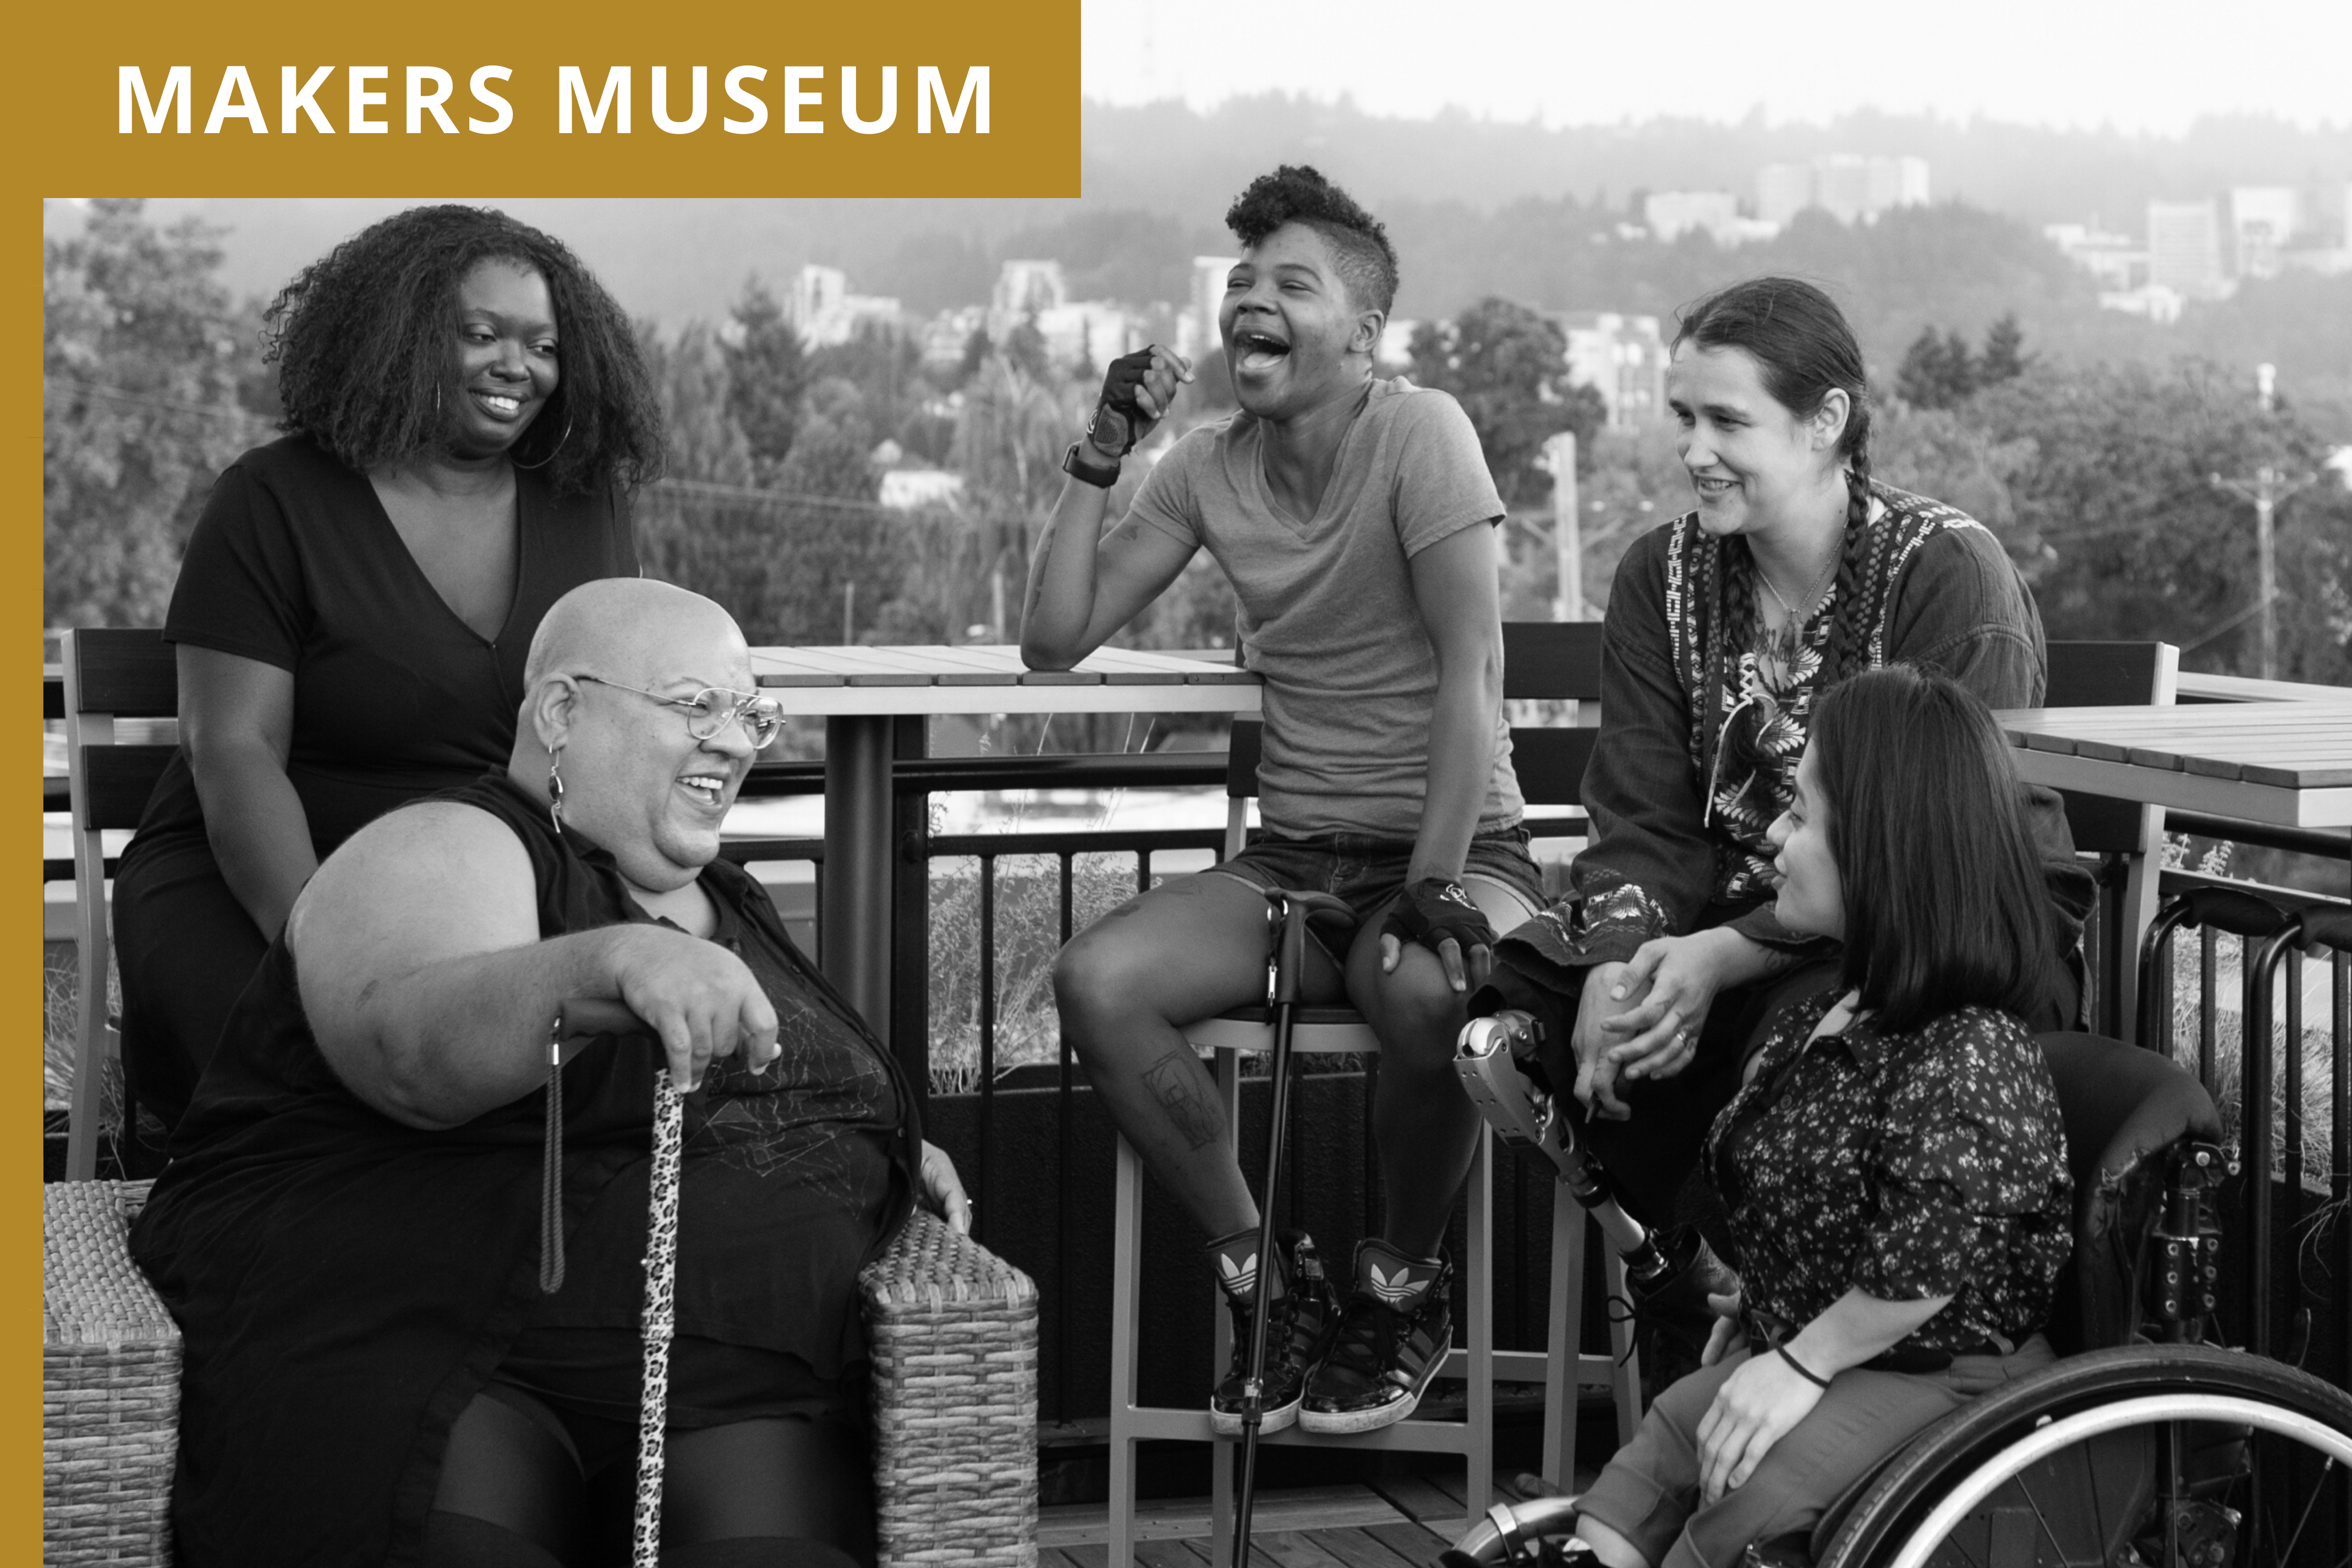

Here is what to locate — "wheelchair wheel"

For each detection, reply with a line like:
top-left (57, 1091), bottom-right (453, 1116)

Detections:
top-left (1816, 1345), bottom-right (2352, 1568)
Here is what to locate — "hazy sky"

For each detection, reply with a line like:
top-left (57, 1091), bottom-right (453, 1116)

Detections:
top-left (1082, 0), bottom-right (2352, 136)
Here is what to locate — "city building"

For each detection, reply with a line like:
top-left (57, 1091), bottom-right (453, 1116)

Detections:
top-left (1559, 311), bottom-right (1668, 429)
top-left (917, 305), bottom-right (986, 372)
top-left (783, 264), bottom-right (903, 348)
top-left (1035, 300), bottom-right (1139, 374)
top-left (1755, 155), bottom-right (1927, 227)
top-left (2045, 222), bottom-right (2151, 292)
top-left (2146, 200), bottom-right (2229, 300)
top-left (2228, 187), bottom-right (2299, 279)
top-left (1177, 254), bottom-right (1237, 361)
top-left (986, 259), bottom-right (1068, 343)
top-left (1644, 190), bottom-right (1739, 243)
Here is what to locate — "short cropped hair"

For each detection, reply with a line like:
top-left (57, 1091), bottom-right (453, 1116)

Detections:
top-left (1224, 165), bottom-right (1399, 317)
top-left (266, 205), bottom-right (665, 498)
top-left (1806, 665), bottom-right (2054, 1033)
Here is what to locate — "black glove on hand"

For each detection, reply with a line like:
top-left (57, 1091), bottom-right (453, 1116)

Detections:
top-left (1088, 348), bottom-right (1159, 456)
top-left (1381, 878), bottom-right (1495, 961)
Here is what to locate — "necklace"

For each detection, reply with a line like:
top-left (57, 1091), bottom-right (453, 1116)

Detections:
top-left (1752, 545), bottom-right (1840, 667)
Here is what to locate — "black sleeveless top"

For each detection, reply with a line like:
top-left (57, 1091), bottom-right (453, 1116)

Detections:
top-left (130, 772), bottom-right (920, 1567)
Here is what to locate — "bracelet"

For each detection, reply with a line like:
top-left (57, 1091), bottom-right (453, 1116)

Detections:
top-left (1775, 1344), bottom-right (1831, 1388)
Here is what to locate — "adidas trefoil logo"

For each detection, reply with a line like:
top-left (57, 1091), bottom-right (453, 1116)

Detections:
top-left (1218, 1252), bottom-right (1259, 1297)
top-left (1366, 1261), bottom-right (1425, 1305)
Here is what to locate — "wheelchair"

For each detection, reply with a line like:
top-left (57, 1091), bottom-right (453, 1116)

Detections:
top-left (1445, 1022), bottom-right (2352, 1568)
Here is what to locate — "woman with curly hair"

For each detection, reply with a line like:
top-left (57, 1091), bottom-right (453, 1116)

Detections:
top-left (113, 204), bottom-right (664, 1134)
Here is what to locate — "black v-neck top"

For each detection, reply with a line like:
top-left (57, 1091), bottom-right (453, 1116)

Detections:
top-left (138, 434), bottom-right (638, 857)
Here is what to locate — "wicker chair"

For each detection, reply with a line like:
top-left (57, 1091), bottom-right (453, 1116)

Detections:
top-left (43, 1182), bottom-right (1039, 1567)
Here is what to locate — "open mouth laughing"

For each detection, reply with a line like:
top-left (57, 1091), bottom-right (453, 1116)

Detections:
top-left (676, 770), bottom-right (732, 810)
top-left (1232, 328), bottom-right (1291, 375)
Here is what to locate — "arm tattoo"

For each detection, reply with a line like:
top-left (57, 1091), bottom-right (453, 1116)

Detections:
top-left (1142, 1047), bottom-right (1225, 1152)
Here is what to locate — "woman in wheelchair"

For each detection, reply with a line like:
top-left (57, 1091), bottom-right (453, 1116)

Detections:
top-left (1530, 665), bottom-right (2074, 1568)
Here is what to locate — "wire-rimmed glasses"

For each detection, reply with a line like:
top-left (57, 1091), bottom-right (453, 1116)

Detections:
top-left (571, 674), bottom-right (787, 749)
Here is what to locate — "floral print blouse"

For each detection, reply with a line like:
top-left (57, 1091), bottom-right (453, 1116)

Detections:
top-left (1706, 991), bottom-right (2073, 1356)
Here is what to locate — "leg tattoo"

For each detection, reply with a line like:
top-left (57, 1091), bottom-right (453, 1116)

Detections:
top-left (1143, 1048), bottom-right (1225, 1152)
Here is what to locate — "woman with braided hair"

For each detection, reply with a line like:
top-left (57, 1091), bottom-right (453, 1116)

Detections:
top-left (112, 205), bottom-right (661, 1134)
top-left (1477, 277), bottom-right (2092, 1256)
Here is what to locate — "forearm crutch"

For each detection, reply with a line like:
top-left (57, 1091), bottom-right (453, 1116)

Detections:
top-left (552, 997), bottom-right (683, 1568)
top-left (1231, 887), bottom-right (1354, 1568)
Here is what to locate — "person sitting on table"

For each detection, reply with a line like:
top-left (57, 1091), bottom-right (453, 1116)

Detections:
top-left (1536, 664), bottom-right (2073, 1568)
top-left (1473, 278), bottom-right (2091, 1370)
top-left (1023, 164), bottom-right (1545, 1437)
top-left (112, 204), bottom-right (662, 1134)
top-left (130, 579), bottom-right (970, 1568)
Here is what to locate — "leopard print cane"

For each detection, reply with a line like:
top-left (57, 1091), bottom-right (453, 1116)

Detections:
top-left (631, 1068), bottom-right (686, 1567)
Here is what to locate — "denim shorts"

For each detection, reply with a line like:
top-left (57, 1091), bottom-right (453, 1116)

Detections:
top-left (1205, 824), bottom-right (1547, 959)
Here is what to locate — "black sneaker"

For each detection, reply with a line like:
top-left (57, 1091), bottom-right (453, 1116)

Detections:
top-left (1208, 1232), bottom-right (1339, 1437)
top-left (1300, 1242), bottom-right (1454, 1434)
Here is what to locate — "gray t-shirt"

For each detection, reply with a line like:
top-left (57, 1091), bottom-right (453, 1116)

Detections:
top-left (1126, 377), bottom-right (1524, 838)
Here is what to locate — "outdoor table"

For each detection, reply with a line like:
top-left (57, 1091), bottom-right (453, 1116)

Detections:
top-left (1999, 699), bottom-right (2352, 1035)
top-left (747, 644), bottom-right (1262, 1038)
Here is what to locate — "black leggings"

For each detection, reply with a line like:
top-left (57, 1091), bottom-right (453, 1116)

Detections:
top-left (424, 1383), bottom-right (874, 1568)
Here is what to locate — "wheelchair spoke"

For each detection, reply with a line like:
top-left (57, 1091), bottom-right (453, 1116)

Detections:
top-left (2015, 1477), bottom-right (2068, 1564)
top-left (2268, 1454), bottom-right (2334, 1568)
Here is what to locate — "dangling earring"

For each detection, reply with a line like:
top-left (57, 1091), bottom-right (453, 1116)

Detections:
top-left (547, 746), bottom-right (566, 834)
top-left (511, 414), bottom-right (574, 472)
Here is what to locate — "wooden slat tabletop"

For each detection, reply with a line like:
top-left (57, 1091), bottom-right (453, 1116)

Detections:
top-left (749, 644), bottom-right (1258, 689)
top-left (1998, 702), bottom-right (2352, 789)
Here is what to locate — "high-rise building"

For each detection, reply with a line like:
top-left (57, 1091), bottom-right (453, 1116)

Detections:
top-left (988, 259), bottom-right (1068, 342)
top-left (2229, 187), bottom-right (2299, 279)
top-left (1178, 254), bottom-right (1238, 361)
top-left (1560, 312), bottom-right (1668, 429)
top-left (784, 264), bottom-right (902, 347)
top-left (1757, 156), bottom-right (1928, 227)
top-left (2147, 200), bottom-right (2227, 299)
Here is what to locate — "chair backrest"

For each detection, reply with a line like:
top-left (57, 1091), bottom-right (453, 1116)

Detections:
top-left (62, 629), bottom-right (178, 1181)
top-left (2036, 1030), bottom-right (2223, 1355)
top-left (1221, 621), bottom-right (1606, 852)
top-left (2042, 641), bottom-right (2178, 856)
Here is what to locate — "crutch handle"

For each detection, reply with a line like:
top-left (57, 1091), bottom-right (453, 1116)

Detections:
top-left (558, 996), bottom-right (646, 1039)
top-left (1258, 889), bottom-right (1356, 1006)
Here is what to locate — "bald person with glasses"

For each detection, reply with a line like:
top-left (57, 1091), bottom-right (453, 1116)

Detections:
top-left (133, 579), bottom-right (968, 1568)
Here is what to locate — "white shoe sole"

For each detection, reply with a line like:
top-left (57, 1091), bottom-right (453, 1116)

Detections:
top-left (1297, 1383), bottom-right (1425, 1434)
top-left (1210, 1396), bottom-right (1300, 1437)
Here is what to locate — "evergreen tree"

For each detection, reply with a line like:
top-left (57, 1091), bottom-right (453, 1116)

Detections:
top-left (721, 279), bottom-right (808, 481)
top-left (1895, 327), bottom-right (1978, 410)
top-left (1978, 314), bottom-right (2030, 386)
top-left (1406, 297), bottom-right (1604, 508)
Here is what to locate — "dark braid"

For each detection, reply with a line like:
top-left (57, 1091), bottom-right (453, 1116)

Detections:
top-left (1824, 436), bottom-right (1874, 681)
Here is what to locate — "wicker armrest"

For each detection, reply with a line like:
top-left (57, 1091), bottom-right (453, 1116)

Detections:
top-left (45, 1179), bottom-right (177, 1568)
top-left (860, 1207), bottom-right (1039, 1567)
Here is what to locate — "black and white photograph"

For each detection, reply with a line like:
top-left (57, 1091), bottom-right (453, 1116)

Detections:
top-left (40, 4), bottom-right (2352, 1566)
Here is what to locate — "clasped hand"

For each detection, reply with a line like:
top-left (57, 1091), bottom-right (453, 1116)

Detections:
top-left (1089, 346), bottom-right (1193, 456)
top-left (1571, 931), bottom-right (1737, 1117)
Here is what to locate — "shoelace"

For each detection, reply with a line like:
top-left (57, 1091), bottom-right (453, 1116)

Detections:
top-left (1322, 1295), bottom-right (1402, 1384)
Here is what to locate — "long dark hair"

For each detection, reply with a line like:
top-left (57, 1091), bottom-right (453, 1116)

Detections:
top-left (1674, 277), bottom-right (1874, 677)
top-left (1806, 665), bottom-right (2053, 1032)
top-left (266, 205), bottom-right (664, 497)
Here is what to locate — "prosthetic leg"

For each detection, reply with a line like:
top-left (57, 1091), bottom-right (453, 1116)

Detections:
top-left (1444, 1011), bottom-right (1738, 1566)
top-left (1230, 888), bottom-right (1355, 1568)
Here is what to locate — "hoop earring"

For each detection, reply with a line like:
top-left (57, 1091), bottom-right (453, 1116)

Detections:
top-left (547, 746), bottom-right (566, 834)
top-left (511, 414), bottom-right (574, 472)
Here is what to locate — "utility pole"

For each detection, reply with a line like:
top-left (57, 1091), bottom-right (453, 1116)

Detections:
top-left (2210, 365), bottom-right (2315, 681)
top-left (1544, 431), bottom-right (1581, 621)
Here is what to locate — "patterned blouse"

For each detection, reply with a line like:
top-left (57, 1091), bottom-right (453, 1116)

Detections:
top-left (1706, 991), bottom-right (2073, 1356)
top-left (1496, 484), bottom-right (2092, 996)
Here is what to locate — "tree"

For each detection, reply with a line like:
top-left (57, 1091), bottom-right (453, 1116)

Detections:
top-left (1406, 297), bottom-right (1603, 509)
top-left (45, 200), bottom-right (270, 627)
top-left (1895, 328), bottom-right (1978, 410)
top-left (721, 279), bottom-right (808, 482)
top-left (1978, 314), bottom-right (2030, 386)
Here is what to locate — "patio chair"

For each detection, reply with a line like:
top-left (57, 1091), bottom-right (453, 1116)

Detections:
top-left (1105, 621), bottom-right (1642, 1562)
top-left (58, 628), bottom-right (180, 1181)
top-left (42, 1181), bottom-right (1040, 1567)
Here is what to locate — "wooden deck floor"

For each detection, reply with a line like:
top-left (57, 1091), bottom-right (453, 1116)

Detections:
top-left (1038, 1470), bottom-right (1589, 1567)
